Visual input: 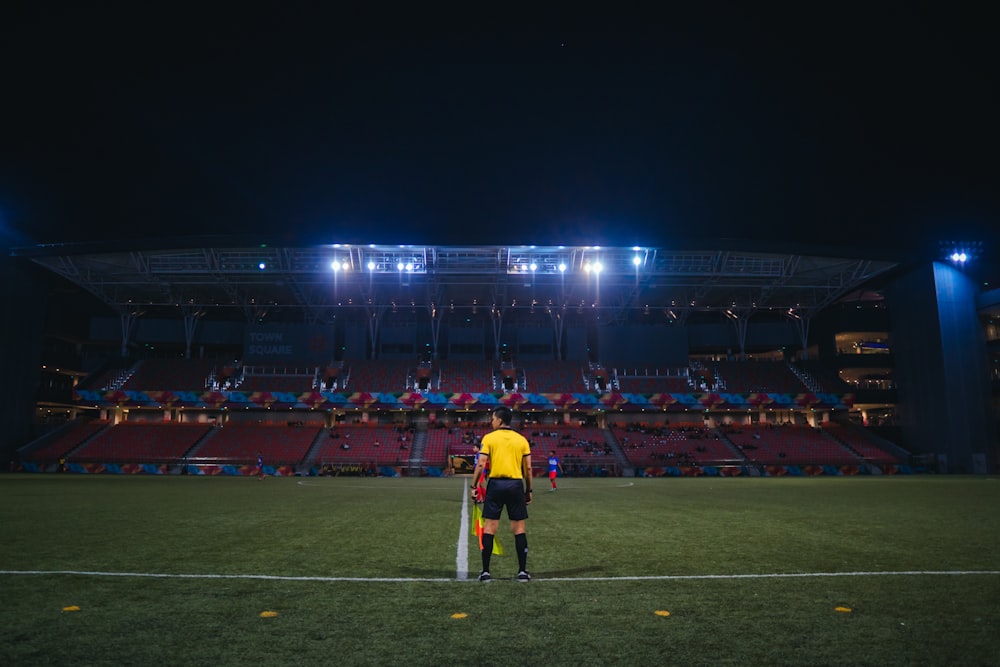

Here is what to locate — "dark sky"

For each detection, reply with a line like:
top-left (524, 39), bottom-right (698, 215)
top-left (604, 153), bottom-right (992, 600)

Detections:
top-left (1, 4), bottom-right (998, 257)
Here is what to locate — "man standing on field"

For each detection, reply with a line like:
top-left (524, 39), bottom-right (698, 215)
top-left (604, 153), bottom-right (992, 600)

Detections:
top-left (547, 450), bottom-right (564, 491)
top-left (471, 406), bottom-right (532, 582)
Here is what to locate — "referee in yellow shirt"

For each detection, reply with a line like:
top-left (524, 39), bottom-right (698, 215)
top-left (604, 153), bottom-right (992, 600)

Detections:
top-left (471, 406), bottom-right (532, 581)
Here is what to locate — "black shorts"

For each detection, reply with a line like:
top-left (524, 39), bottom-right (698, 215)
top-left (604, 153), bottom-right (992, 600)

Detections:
top-left (482, 478), bottom-right (529, 521)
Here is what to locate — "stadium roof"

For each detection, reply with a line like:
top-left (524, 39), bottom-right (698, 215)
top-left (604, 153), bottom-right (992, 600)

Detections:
top-left (14, 240), bottom-right (900, 327)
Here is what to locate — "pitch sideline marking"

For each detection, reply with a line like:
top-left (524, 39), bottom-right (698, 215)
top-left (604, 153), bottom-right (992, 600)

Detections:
top-left (1, 569), bottom-right (998, 583)
top-left (456, 481), bottom-right (471, 580)
top-left (296, 480), bottom-right (459, 490)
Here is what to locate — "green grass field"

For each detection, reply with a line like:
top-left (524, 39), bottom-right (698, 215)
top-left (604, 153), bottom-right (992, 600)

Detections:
top-left (2, 474), bottom-right (999, 666)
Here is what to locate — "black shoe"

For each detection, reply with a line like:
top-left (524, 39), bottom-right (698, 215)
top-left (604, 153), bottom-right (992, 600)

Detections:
top-left (517, 571), bottom-right (531, 582)
top-left (477, 571), bottom-right (492, 582)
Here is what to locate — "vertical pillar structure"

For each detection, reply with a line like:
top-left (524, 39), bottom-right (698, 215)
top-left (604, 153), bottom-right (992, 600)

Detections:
top-left (888, 262), bottom-right (996, 473)
top-left (120, 310), bottom-right (141, 358)
top-left (791, 314), bottom-right (811, 360)
top-left (427, 303), bottom-right (442, 359)
top-left (181, 306), bottom-right (204, 360)
top-left (548, 306), bottom-right (565, 360)
top-left (490, 306), bottom-right (504, 361)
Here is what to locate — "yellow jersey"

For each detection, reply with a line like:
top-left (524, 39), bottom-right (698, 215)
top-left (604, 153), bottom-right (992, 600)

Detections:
top-left (479, 427), bottom-right (531, 479)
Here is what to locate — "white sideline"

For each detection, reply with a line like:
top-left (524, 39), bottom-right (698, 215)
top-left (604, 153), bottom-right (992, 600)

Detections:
top-left (456, 480), bottom-right (471, 580)
top-left (1, 569), bottom-right (997, 583)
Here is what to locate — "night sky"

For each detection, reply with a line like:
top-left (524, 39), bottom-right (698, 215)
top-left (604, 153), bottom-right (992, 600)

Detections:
top-left (2, 5), bottom-right (998, 258)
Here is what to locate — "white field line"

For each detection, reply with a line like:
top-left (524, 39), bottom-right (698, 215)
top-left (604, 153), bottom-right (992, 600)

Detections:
top-left (456, 481), bottom-right (471, 580)
top-left (1, 569), bottom-right (997, 583)
top-left (8, 480), bottom-right (998, 584)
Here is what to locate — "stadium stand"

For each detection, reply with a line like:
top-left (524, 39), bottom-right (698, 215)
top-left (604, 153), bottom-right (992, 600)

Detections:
top-left (519, 361), bottom-right (587, 393)
top-left (193, 422), bottom-right (324, 465)
top-left (522, 423), bottom-right (618, 475)
top-left (236, 375), bottom-right (314, 393)
top-left (342, 360), bottom-right (412, 393)
top-left (313, 423), bottom-right (415, 467)
top-left (21, 419), bottom-right (111, 464)
top-left (71, 421), bottom-right (213, 464)
top-left (121, 358), bottom-right (217, 391)
top-left (610, 422), bottom-right (742, 467)
top-left (422, 422), bottom-right (488, 468)
top-left (615, 375), bottom-right (692, 394)
top-left (721, 423), bottom-right (858, 465)
top-left (821, 422), bottom-right (905, 464)
top-left (711, 360), bottom-right (810, 393)
top-left (437, 360), bottom-right (494, 393)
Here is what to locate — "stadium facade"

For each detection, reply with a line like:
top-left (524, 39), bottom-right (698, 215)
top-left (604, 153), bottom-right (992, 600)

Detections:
top-left (4, 235), bottom-right (998, 475)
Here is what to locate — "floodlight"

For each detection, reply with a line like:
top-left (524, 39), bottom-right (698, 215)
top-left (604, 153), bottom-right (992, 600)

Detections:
top-left (632, 255), bottom-right (641, 266)
top-left (258, 262), bottom-right (266, 270)
top-left (558, 263), bottom-right (567, 272)
top-left (941, 240), bottom-right (981, 265)
top-left (367, 261), bottom-right (376, 271)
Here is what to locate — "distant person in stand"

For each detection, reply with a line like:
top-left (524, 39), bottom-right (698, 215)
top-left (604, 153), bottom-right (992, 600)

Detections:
top-left (256, 451), bottom-right (265, 481)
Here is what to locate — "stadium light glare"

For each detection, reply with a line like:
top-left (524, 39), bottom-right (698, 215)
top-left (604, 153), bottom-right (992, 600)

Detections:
top-left (258, 262), bottom-right (266, 270)
top-left (941, 240), bottom-right (981, 265)
top-left (558, 263), bottom-right (567, 272)
top-left (632, 255), bottom-right (641, 267)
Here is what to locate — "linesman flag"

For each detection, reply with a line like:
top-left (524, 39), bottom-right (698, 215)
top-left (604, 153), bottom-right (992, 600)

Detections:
top-left (471, 502), bottom-right (503, 555)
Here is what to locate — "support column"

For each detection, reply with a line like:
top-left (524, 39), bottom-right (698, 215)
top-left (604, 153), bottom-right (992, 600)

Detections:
top-left (427, 303), bottom-right (442, 359)
top-left (365, 305), bottom-right (386, 360)
top-left (181, 306), bottom-right (204, 360)
top-left (548, 306), bottom-right (565, 360)
top-left (790, 314), bottom-right (811, 360)
top-left (119, 310), bottom-right (142, 358)
top-left (490, 306), bottom-right (504, 361)
top-left (726, 310), bottom-right (750, 360)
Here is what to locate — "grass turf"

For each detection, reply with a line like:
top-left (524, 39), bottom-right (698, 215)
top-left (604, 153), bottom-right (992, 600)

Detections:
top-left (1, 474), bottom-right (998, 666)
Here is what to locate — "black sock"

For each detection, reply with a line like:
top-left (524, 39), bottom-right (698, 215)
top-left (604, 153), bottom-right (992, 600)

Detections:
top-left (515, 533), bottom-right (528, 572)
top-left (481, 534), bottom-right (494, 572)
